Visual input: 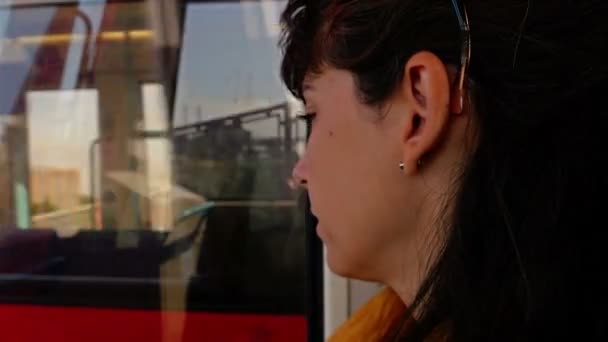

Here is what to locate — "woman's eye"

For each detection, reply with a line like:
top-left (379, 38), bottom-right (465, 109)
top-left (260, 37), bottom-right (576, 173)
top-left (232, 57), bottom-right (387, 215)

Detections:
top-left (297, 112), bottom-right (317, 126)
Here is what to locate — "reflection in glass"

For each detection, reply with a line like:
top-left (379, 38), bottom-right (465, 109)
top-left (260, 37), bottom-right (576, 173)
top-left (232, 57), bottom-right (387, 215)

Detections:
top-left (0, 1), bottom-right (308, 341)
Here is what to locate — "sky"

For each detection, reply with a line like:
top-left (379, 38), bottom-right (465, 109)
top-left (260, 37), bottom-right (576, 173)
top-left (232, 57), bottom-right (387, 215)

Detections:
top-left (172, 1), bottom-right (287, 126)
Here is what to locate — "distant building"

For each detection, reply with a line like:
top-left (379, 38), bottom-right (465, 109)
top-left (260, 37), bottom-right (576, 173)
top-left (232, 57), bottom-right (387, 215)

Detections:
top-left (30, 167), bottom-right (81, 211)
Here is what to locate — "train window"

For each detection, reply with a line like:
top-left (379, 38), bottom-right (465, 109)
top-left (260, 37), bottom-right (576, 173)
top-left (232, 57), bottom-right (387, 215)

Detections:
top-left (0, 1), bottom-right (311, 341)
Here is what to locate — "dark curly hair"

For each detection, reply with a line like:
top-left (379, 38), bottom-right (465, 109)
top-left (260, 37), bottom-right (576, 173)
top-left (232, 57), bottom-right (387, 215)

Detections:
top-left (280, 0), bottom-right (608, 341)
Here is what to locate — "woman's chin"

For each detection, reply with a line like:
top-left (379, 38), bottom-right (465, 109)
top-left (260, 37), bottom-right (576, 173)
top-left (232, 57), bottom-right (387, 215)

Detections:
top-left (325, 247), bottom-right (355, 278)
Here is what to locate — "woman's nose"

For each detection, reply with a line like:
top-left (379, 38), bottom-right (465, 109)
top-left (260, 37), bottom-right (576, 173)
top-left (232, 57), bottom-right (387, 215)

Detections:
top-left (290, 157), bottom-right (309, 190)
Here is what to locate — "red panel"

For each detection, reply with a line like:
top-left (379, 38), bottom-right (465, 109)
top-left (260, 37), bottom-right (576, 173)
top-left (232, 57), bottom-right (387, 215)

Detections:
top-left (0, 305), bottom-right (307, 342)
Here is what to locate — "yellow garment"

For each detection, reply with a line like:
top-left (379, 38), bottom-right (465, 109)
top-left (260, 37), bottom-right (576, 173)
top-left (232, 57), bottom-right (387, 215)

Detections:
top-left (327, 287), bottom-right (407, 342)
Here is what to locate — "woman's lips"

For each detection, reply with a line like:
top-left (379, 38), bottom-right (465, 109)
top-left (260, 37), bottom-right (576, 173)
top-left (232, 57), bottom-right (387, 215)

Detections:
top-left (315, 223), bottom-right (326, 240)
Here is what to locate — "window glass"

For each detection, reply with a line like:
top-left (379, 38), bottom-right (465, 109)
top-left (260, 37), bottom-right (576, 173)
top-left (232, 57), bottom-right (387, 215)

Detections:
top-left (0, 1), bottom-right (308, 341)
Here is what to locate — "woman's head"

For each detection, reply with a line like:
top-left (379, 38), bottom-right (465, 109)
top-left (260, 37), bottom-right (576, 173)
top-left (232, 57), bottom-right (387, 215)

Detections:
top-left (282, 0), bottom-right (608, 340)
top-left (287, 0), bottom-right (475, 286)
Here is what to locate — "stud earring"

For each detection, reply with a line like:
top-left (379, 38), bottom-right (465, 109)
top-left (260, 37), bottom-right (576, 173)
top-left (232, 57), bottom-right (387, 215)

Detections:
top-left (400, 160), bottom-right (423, 172)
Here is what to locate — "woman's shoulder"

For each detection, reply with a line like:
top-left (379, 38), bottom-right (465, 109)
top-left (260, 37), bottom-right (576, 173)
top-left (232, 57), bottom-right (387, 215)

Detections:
top-left (327, 287), bottom-right (407, 342)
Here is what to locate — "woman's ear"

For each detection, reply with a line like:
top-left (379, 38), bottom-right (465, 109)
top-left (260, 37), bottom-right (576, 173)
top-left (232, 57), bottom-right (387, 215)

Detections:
top-left (399, 51), bottom-right (451, 174)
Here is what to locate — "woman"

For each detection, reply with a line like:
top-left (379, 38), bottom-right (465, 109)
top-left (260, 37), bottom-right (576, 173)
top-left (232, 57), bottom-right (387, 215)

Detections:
top-left (281, 0), bottom-right (608, 341)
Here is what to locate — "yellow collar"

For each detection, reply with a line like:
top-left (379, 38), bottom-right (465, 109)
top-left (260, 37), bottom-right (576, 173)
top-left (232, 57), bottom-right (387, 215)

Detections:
top-left (327, 287), bottom-right (407, 342)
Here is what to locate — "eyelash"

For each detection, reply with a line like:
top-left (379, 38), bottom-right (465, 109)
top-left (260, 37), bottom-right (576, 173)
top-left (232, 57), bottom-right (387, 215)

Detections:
top-left (297, 112), bottom-right (317, 125)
